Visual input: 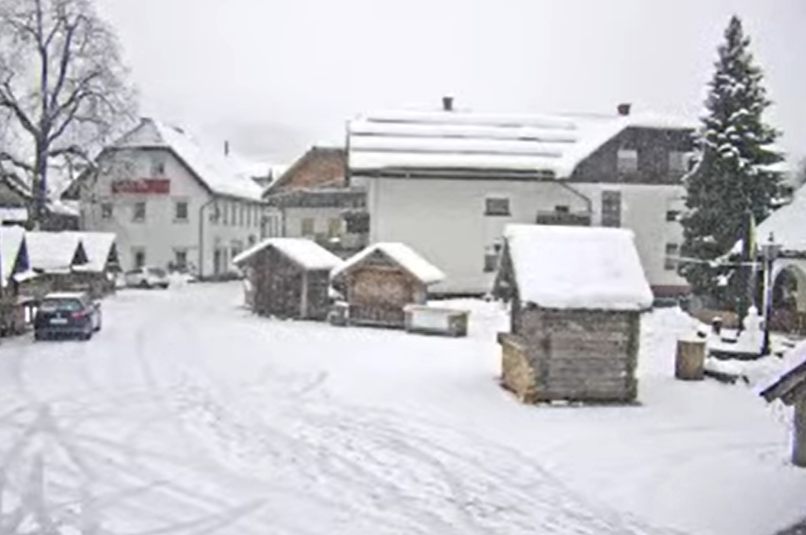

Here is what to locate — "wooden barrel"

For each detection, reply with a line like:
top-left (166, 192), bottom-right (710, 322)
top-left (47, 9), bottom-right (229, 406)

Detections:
top-left (675, 339), bottom-right (706, 381)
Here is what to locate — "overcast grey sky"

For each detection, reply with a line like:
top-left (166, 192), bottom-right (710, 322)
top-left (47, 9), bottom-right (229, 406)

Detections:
top-left (98, 0), bottom-right (805, 166)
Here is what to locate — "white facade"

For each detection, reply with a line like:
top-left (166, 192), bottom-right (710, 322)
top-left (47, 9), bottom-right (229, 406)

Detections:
top-left (79, 148), bottom-right (281, 277)
top-left (355, 175), bottom-right (689, 296)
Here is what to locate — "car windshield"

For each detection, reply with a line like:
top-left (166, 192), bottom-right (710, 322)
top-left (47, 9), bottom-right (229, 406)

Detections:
top-left (147, 268), bottom-right (167, 277)
top-left (39, 298), bottom-right (83, 312)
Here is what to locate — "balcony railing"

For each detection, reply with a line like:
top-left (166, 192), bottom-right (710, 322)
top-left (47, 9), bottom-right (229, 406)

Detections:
top-left (535, 211), bottom-right (592, 227)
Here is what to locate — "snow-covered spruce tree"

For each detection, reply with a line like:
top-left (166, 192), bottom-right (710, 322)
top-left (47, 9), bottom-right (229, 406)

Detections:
top-left (679, 15), bottom-right (783, 310)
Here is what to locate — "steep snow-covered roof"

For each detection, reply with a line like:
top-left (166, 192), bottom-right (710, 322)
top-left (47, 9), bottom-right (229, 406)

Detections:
top-left (233, 238), bottom-right (342, 271)
top-left (332, 243), bottom-right (445, 285)
top-left (0, 226), bottom-right (27, 286)
top-left (61, 232), bottom-right (117, 272)
top-left (25, 232), bottom-right (86, 272)
top-left (113, 118), bottom-right (264, 201)
top-left (348, 109), bottom-right (696, 178)
top-left (503, 225), bottom-right (653, 311)
top-left (743, 186), bottom-right (806, 254)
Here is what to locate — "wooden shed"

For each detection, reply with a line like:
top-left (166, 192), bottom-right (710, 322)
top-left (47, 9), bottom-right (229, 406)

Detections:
top-left (23, 231), bottom-right (89, 299)
top-left (233, 238), bottom-right (342, 320)
top-left (65, 232), bottom-right (120, 298)
top-left (0, 226), bottom-right (32, 336)
top-left (493, 225), bottom-right (653, 404)
top-left (331, 243), bottom-right (445, 328)
top-left (760, 358), bottom-right (806, 467)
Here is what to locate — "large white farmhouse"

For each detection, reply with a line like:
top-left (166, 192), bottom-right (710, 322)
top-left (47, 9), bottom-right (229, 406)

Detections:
top-left (65, 118), bottom-right (281, 278)
top-left (348, 101), bottom-right (696, 298)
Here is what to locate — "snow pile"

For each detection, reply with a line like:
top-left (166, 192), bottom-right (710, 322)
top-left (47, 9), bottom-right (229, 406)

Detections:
top-left (233, 237), bottom-right (343, 271)
top-left (349, 109), bottom-right (697, 177)
top-left (114, 118), bottom-right (264, 201)
top-left (333, 243), bottom-right (446, 285)
top-left (0, 226), bottom-right (27, 286)
top-left (503, 225), bottom-right (654, 310)
top-left (25, 231), bottom-right (85, 272)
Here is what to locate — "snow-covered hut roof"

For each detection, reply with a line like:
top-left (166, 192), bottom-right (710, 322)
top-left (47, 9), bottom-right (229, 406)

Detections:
top-left (112, 118), bottom-right (264, 201)
top-left (348, 109), bottom-right (696, 178)
top-left (732, 186), bottom-right (806, 255)
top-left (502, 225), bottom-right (653, 311)
top-left (332, 243), bottom-right (445, 285)
top-left (0, 226), bottom-right (27, 287)
top-left (25, 231), bottom-right (87, 273)
top-left (232, 238), bottom-right (342, 271)
top-left (60, 232), bottom-right (117, 272)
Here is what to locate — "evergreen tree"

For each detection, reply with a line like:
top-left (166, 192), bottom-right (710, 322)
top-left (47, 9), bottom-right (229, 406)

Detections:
top-left (680, 15), bottom-right (783, 309)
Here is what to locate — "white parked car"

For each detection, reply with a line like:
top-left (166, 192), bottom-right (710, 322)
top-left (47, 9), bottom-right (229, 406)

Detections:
top-left (125, 267), bottom-right (170, 289)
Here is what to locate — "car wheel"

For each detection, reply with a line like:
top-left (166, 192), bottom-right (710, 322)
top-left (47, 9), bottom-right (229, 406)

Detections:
top-left (34, 331), bottom-right (44, 341)
top-left (159, 283), bottom-right (169, 289)
top-left (139, 280), bottom-right (150, 289)
top-left (81, 330), bottom-right (93, 341)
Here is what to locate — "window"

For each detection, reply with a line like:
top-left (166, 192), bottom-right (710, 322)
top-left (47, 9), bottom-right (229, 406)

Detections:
top-left (101, 203), bottom-right (113, 220)
top-left (174, 249), bottom-right (188, 270)
top-left (665, 243), bottom-right (680, 271)
top-left (133, 202), bottom-right (146, 222)
top-left (246, 206), bottom-right (253, 228)
top-left (554, 205), bottom-right (570, 214)
top-left (484, 242), bottom-right (503, 273)
top-left (617, 148), bottom-right (639, 174)
top-left (668, 151), bottom-right (688, 174)
top-left (601, 191), bottom-right (622, 228)
top-left (327, 218), bottom-right (342, 238)
top-left (301, 217), bottom-right (315, 236)
top-left (239, 205), bottom-right (245, 227)
top-left (221, 203), bottom-right (229, 225)
top-left (132, 248), bottom-right (146, 269)
top-left (150, 155), bottom-right (166, 177)
top-left (485, 197), bottom-right (510, 216)
top-left (248, 235), bottom-right (257, 246)
top-left (174, 200), bottom-right (189, 222)
top-left (666, 210), bottom-right (681, 222)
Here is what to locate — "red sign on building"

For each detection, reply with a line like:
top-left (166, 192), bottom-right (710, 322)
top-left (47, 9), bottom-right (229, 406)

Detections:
top-left (111, 179), bottom-right (171, 195)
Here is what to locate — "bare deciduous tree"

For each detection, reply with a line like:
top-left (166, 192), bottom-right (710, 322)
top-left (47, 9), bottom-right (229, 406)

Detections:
top-left (0, 0), bottom-right (136, 226)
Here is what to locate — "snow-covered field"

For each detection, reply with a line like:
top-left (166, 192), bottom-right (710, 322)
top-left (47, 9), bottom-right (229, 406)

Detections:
top-left (0, 282), bottom-right (804, 535)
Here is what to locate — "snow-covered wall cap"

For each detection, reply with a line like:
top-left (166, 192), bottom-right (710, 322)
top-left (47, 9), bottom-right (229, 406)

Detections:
top-left (332, 242), bottom-right (446, 285)
top-left (731, 185), bottom-right (806, 255)
top-left (25, 231), bottom-right (84, 272)
top-left (349, 109), bottom-right (697, 178)
top-left (0, 226), bottom-right (26, 287)
top-left (233, 238), bottom-right (343, 271)
top-left (504, 224), bottom-right (654, 311)
top-left (59, 232), bottom-right (117, 273)
top-left (112, 118), bottom-right (265, 201)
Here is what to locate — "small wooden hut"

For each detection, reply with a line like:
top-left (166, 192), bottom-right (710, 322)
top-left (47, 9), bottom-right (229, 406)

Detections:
top-left (493, 225), bottom-right (653, 404)
top-left (0, 226), bottom-right (32, 336)
top-left (760, 358), bottom-right (806, 467)
top-left (233, 238), bottom-right (342, 320)
top-left (65, 232), bottom-right (120, 298)
top-left (331, 243), bottom-right (445, 328)
top-left (23, 231), bottom-right (89, 299)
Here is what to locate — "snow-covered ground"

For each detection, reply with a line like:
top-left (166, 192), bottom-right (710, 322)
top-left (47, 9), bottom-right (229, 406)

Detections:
top-left (0, 283), bottom-right (804, 535)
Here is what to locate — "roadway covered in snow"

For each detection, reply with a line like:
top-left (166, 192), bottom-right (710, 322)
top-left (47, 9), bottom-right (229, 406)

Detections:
top-left (0, 283), bottom-right (803, 535)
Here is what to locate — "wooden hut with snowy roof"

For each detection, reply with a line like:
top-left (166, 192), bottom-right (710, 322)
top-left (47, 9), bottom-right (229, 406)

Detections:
top-left (331, 243), bottom-right (445, 328)
top-left (493, 225), bottom-right (653, 404)
top-left (760, 352), bottom-right (806, 467)
top-left (64, 232), bottom-right (120, 298)
top-left (233, 238), bottom-right (342, 320)
top-left (23, 231), bottom-right (89, 299)
top-left (0, 226), bottom-right (32, 336)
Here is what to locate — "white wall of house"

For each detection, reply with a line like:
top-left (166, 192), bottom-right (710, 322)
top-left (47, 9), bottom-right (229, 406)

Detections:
top-left (356, 175), bottom-right (689, 295)
top-left (79, 148), bottom-right (276, 278)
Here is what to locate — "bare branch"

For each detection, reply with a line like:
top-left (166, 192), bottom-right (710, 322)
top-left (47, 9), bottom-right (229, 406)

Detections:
top-left (0, 80), bottom-right (38, 136)
top-left (0, 151), bottom-right (33, 173)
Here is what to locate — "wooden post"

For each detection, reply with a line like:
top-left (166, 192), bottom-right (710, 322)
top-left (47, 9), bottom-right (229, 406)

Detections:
top-left (675, 339), bottom-right (706, 381)
top-left (793, 398), bottom-right (806, 468)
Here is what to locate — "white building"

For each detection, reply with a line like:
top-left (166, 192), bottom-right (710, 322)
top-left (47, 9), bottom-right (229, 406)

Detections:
top-left (68, 118), bottom-right (280, 278)
top-left (348, 102), bottom-right (696, 297)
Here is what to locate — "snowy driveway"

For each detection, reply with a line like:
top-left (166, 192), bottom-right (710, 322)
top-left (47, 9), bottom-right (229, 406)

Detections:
top-left (0, 283), bottom-right (803, 534)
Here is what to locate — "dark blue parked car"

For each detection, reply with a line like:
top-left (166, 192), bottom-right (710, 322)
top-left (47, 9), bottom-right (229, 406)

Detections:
top-left (34, 292), bottom-right (102, 341)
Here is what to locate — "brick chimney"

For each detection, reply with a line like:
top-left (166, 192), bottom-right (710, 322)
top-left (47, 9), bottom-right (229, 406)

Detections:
top-left (617, 103), bottom-right (632, 116)
top-left (442, 96), bottom-right (454, 112)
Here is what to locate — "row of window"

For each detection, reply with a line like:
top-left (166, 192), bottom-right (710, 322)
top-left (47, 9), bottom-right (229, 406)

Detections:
top-left (616, 149), bottom-right (690, 175)
top-left (130, 235), bottom-right (261, 272)
top-left (102, 200), bottom-right (189, 223)
top-left (101, 199), bottom-right (270, 228)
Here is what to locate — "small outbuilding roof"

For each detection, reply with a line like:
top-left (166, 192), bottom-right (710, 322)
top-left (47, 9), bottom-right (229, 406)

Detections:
top-left (232, 238), bottom-right (343, 271)
top-left (732, 186), bottom-right (806, 256)
top-left (61, 232), bottom-right (118, 272)
top-left (332, 243), bottom-right (445, 285)
top-left (760, 344), bottom-right (806, 406)
top-left (0, 226), bottom-right (28, 287)
top-left (501, 225), bottom-right (653, 311)
top-left (25, 231), bottom-right (88, 272)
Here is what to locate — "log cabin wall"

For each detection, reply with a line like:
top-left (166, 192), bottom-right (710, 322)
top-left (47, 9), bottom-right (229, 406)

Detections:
top-left (251, 247), bottom-right (303, 319)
